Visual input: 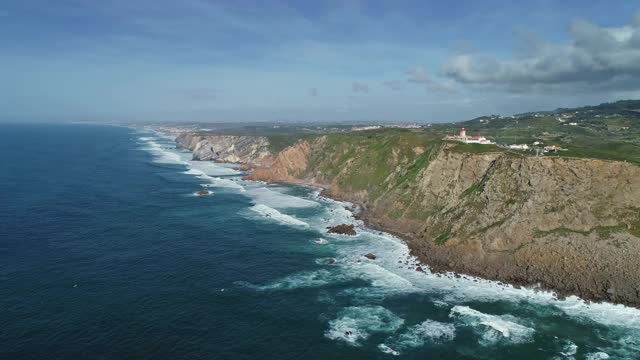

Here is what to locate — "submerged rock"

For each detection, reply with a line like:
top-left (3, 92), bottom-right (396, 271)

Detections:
top-left (196, 190), bottom-right (210, 196)
top-left (364, 253), bottom-right (377, 260)
top-left (327, 224), bottom-right (357, 236)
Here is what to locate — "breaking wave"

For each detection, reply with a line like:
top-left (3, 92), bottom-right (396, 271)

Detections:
top-left (377, 344), bottom-right (400, 356)
top-left (324, 306), bottom-right (404, 346)
top-left (449, 306), bottom-right (535, 346)
top-left (241, 269), bottom-right (354, 290)
top-left (248, 204), bottom-right (309, 227)
top-left (585, 352), bottom-right (610, 359)
top-left (186, 160), bottom-right (242, 176)
top-left (391, 320), bottom-right (456, 348)
top-left (183, 168), bottom-right (245, 191)
top-left (245, 186), bottom-right (319, 209)
top-left (139, 138), bottom-right (186, 165)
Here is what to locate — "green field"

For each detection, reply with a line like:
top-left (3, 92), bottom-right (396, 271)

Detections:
top-left (431, 100), bottom-right (640, 164)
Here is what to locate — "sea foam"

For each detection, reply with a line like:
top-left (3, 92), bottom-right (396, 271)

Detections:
top-left (325, 306), bottom-right (404, 346)
top-left (137, 135), bottom-right (187, 165)
top-left (450, 306), bottom-right (535, 346)
top-left (248, 204), bottom-right (309, 227)
top-left (585, 352), bottom-right (610, 359)
top-left (183, 168), bottom-right (246, 191)
top-left (245, 186), bottom-right (319, 209)
top-left (391, 319), bottom-right (456, 348)
top-left (247, 269), bottom-right (353, 290)
top-left (186, 160), bottom-right (242, 176)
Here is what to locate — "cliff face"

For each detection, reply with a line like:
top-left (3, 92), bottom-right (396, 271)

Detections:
top-left (246, 140), bottom-right (312, 183)
top-left (245, 133), bottom-right (640, 306)
top-left (397, 151), bottom-right (640, 306)
top-left (176, 133), bottom-right (272, 164)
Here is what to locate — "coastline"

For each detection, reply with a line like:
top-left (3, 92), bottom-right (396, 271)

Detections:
top-left (240, 174), bottom-right (640, 308)
top-left (172, 130), bottom-right (640, 308)
top-left (127, 128), bottom-right (640, 357)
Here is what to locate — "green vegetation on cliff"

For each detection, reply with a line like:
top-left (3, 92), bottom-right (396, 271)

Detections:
top-left (434, 99), bottom-right (640, 164)
top-left (304, 129), bottom-right (443, 201)
top-left (273, 132), bottom-right (640, 305)
top-left (180, 99), bottom-right (640, 306)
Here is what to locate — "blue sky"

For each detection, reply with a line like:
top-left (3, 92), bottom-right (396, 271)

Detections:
top-left (2, 0), bottom-right (640, 123)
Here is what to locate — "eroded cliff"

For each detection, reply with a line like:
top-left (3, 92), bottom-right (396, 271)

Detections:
top-left (176, 133), bottom-right (272, 164)
top-left (244, 131), bottom-right (640, 306)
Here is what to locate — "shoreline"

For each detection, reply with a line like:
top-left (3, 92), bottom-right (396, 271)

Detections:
top-left (170, 129), bottom-right (640, 309)
top-left (240, 173), bottom-right (639, 309)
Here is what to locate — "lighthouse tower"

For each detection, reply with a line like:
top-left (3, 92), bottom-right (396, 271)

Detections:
top-left (460, 127), bottom-right (467, 140)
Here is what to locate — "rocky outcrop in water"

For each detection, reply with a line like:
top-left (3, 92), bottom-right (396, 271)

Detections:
top-left (176, 133), bottom-right (272, 164)
top-left (327, 224), bottom-right (357, 236)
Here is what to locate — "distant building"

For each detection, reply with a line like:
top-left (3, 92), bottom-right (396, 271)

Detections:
top-left (544, 145), bottom-right (564, 152)
top-left (387, 123), bottom-right (421, 129)
top-left (444, 128), bottom-right (495, 145)
top-left (508, 144), bottom-right (530, 150)
top-left (352, 125), bottom-right (382, 131)
top-left (533, 141), bottom-right (543, 145)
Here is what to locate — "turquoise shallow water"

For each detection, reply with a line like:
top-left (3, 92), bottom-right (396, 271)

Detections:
top-left (0, 124), bottom-right (639, 359)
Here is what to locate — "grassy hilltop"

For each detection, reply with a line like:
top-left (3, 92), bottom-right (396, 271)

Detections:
top-left (171, 98), bottom-right (640, 166)
top-left (432, 99), bottom-right (640, 163)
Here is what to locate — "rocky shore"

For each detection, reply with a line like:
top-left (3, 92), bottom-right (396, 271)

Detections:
top-left (327, 224), bottom-right (357, 236)
top-left (179, 133), bottom-right (640, 307)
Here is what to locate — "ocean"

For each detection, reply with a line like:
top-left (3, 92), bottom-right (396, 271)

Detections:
top-left (1, 124), bottom-right (639, 359)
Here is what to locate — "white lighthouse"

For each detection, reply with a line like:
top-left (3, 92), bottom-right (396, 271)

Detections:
top-left (443, 127), bottom-right (494, 145)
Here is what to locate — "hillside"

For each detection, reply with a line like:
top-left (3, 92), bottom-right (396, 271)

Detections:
top-left (434, 100), bottom-right (640, 164)
top-left (244, 130), bottom-right (640, 306)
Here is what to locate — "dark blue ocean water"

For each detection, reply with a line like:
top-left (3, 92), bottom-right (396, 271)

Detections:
top-left (1, 124), bottom-right (638, 359)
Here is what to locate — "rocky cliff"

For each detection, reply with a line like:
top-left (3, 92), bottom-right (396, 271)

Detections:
top-left (248, 140), bottom-right (312, 183)
top-left (176, 133), bottom-right (272, 164)
top-left (244, 131), bottom-right (640, 306)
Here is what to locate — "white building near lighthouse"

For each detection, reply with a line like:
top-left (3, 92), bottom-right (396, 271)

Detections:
top-left (444, 127), bottom-right (494, 145)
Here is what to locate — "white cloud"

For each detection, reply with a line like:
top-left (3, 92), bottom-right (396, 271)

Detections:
top-left (443, 16), bottom-right (640, 92)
